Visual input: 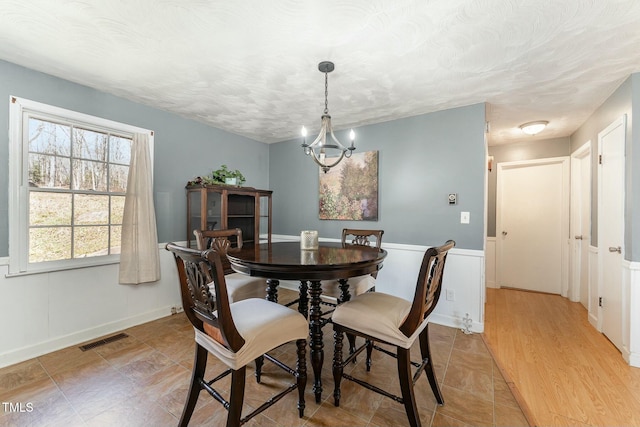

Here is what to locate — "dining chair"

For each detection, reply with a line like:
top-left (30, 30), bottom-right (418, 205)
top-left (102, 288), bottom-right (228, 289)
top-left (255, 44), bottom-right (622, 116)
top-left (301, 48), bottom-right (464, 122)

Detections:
top-left (331, 240), bottom-right (455, 427)
top-left (316, 229), bottom-right (384, 358)
top-left (320, 228), bottom-right (384, 305)
top-left (194, 228), bottom-right (267, 302)
top-left (166, 243), bottom-right (308, 427)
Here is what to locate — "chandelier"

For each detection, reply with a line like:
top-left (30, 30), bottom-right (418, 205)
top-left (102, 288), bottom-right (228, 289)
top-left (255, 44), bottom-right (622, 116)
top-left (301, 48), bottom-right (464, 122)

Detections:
top-left (301, 61), bottom-right (355, 173)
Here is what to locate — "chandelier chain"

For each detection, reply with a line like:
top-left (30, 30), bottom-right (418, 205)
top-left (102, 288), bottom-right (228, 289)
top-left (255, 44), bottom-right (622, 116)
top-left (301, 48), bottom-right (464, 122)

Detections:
top-left (324, 71), bottom-right (329, 115)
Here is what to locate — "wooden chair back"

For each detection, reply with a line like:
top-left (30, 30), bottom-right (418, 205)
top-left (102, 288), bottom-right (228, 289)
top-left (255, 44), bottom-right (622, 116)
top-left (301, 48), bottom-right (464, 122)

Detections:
top-left (342, 229), bottom-right (384, 278)
top-left (341, 228), bottom-right (384, 249)
top-left (399, 240), bottom-right (455, 337)
top-left (194, 228), bottom-right (244, 274)
top-left (166, 243), bottom-right (245, 352)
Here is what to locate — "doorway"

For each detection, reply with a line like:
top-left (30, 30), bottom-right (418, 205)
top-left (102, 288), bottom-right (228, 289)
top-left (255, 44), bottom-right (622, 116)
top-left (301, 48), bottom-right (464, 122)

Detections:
top-left (496, 157), bottom-right (570, 294)
top-left (570, 142), bottom-right (591, 308)
top-left (598, 116), bottom-right (626, 352)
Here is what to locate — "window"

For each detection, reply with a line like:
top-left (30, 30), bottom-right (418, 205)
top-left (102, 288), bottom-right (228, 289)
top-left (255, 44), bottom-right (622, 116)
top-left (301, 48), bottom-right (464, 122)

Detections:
top-left (8, 97), bottom-right (153, 275)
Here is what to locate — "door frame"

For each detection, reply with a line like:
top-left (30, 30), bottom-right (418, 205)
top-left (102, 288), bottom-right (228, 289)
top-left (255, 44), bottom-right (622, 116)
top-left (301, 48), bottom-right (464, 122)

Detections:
top-left (496, 157), bottom-right (571, 296)
top-left (569, 141), bottom-right (591, 304)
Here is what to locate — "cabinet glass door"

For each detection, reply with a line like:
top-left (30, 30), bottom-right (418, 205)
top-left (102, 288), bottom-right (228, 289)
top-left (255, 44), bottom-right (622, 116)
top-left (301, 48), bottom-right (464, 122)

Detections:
top-left (259, 194), bottom-right (271, 243)
top-left (205, 190), bottom-right (222, 231)
top-left (187, 190), bottom-right (201, 247)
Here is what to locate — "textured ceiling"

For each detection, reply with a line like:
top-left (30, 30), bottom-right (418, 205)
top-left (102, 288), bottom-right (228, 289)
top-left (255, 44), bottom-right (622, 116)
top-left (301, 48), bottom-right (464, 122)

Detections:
top-left (0, 0), bottom-right (639, 145)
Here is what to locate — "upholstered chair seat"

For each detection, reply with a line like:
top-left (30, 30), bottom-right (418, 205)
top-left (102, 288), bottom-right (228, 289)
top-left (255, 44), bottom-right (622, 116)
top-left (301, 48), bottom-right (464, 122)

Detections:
top-left (197, 297), bottom-right (308, 369)
top-left (331, 291), bottom-right (429, 348)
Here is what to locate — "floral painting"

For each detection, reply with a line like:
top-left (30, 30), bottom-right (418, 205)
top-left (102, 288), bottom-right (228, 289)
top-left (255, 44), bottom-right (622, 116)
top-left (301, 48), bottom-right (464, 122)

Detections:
top-left (319, 150), bottom-right (378, 220)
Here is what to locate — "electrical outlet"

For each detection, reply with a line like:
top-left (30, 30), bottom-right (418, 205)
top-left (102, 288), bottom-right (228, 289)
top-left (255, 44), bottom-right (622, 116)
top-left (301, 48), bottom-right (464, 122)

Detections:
top-left (446, 289), bottom-right (455, 301)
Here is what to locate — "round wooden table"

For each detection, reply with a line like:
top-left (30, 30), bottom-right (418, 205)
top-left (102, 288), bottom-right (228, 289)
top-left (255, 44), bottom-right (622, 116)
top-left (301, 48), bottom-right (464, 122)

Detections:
top-left (227, 241), bottom-right (387, 402)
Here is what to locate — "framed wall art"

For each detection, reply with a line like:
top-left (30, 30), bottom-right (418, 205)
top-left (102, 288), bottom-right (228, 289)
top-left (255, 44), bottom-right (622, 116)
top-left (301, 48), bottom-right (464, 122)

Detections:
top-left (318, 150), bottom-right (378, 221)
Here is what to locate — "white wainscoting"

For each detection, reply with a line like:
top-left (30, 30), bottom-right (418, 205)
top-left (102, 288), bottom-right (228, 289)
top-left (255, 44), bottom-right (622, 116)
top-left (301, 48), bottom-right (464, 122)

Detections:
top-left (621, 259), bottom-right (640, 367)
top-left (0, 237), bottom-right (486, 368)
top-left (0, 246), bottom-right (182, 369)
top-left (273, 235), bottom-right (486, 333)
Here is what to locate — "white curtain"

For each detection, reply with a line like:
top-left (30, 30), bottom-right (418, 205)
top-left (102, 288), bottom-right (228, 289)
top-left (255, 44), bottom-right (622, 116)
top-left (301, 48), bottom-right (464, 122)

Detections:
top-left (119, 132), bottom-right (161, 284)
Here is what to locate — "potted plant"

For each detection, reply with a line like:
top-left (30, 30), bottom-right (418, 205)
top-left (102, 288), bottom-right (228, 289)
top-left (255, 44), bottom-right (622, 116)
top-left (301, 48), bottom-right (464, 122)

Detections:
top-left (209, 164), bottom-right (246, 186)
top-left (187, 165), bottom-right (247, 187)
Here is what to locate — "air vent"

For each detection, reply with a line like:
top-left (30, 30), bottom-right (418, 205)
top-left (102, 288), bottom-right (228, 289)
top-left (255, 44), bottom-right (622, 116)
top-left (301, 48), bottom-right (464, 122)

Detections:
top-left (79, 332), bottom-right (129, 351)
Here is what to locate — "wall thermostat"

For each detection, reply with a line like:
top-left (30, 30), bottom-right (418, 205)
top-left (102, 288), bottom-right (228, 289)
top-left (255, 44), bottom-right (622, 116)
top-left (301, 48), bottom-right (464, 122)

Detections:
top-left (448, 193), bottom-right (457, 205)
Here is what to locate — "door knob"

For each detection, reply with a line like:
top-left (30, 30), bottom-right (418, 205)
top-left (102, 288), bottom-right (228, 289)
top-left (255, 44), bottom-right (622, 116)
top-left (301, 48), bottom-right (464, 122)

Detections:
top-left (575, 235), bottom-right (583, 240)
top-left (608, 246), bottom-right (622, 253)
top-left (502, 231), bottom-right (508, 236)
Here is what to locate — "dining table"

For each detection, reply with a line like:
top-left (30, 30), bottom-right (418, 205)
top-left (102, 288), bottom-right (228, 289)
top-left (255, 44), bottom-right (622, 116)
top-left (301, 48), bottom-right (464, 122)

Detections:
top-left (227, 241), bottom-right (387, 403)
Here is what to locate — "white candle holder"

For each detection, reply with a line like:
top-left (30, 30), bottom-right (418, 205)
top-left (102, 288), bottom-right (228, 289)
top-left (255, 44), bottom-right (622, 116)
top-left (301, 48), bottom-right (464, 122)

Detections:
top-left (300, 230), bottom-right (319, 250)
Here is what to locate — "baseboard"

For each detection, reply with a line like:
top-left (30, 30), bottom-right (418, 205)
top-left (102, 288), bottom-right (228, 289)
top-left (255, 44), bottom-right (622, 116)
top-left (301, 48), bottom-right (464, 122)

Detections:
top-left (628, 351), bottom-right (640, 368)
top-left (588, 312), bottom-right (599, 330)
top-left (0, 305), bottom-right (175, 369)
top-left (485, 280), bottom-right (498, 289)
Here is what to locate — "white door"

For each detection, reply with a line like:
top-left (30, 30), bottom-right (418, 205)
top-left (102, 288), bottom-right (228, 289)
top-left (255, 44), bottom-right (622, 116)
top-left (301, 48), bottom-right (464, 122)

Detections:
top-left (570, 142), bottom-right (591, 307)
top-left (497, 158), bottom-right (570, 294)
top-left (598, 116), bottom-right (625, 352)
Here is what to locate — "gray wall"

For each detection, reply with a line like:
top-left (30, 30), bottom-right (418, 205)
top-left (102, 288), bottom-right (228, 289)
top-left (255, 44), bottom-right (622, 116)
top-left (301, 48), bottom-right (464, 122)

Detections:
top-left (269, 103), bottom-right (487, 250)
top-left (0, 60), bottom-right (269, 256)
top-left (486, 137), bottom-right (572, 237)
top-left (571, 75), bottom-right (635, 258)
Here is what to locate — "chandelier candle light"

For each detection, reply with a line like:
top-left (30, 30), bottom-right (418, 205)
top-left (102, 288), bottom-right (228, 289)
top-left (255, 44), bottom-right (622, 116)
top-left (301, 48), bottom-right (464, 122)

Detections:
top-left (301, 61), bottom-right (356, 173)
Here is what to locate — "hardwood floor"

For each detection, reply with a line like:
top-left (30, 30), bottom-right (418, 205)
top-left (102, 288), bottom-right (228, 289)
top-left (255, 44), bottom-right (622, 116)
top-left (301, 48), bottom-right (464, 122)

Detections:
top-left (0, 289), bottom-right (527, 426)
top-left (484, 288), bottom-right (640, 427)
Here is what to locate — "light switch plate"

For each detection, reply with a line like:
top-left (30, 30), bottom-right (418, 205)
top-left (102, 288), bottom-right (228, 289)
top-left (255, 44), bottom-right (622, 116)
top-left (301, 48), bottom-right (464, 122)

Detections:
top-left (461, 211), bottom-right (470, 224)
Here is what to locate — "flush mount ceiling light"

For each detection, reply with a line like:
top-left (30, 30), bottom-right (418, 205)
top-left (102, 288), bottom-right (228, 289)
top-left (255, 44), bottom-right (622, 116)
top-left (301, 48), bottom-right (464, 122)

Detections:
top-left (519, 120), bottom-right (549, 136)
top-left (301, 61), bottom-right (355, 173)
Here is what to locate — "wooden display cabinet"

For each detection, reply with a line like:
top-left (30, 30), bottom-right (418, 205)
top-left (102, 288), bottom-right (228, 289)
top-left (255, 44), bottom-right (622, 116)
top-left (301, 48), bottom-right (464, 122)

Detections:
top-left (186, 184), bottom-right (272, 247)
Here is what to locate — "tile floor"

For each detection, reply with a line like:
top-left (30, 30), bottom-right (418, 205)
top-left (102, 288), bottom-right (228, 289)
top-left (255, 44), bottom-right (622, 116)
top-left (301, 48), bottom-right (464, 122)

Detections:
top-left (0, 291), bottom-right (527, 426)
